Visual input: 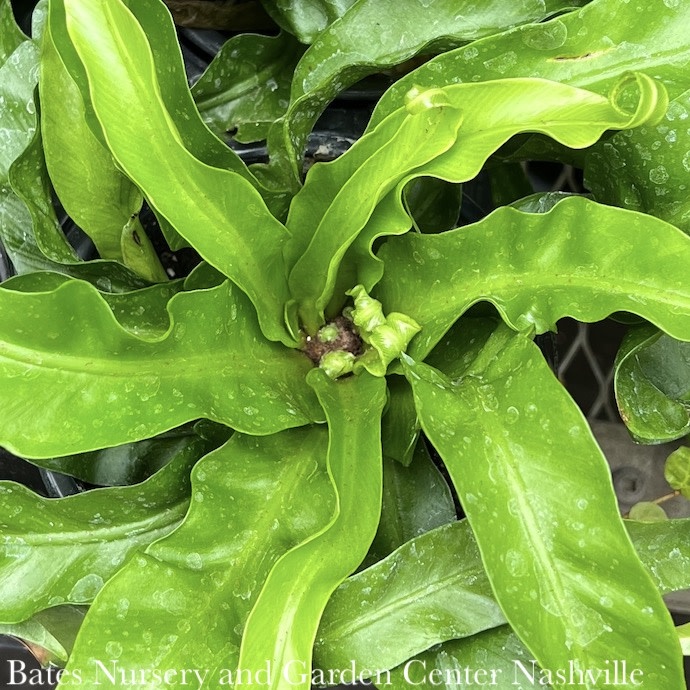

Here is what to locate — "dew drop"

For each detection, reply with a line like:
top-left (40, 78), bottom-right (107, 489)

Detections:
top-left (105, 641), bottom-right (123, 659)
top-left (185, 552), bottom-right (203, 571)
top-left (68, 573), bottom-right (105, 602)
top-left (505, 406), bottom-right (520, 424)
top-left (682, 151), bottom-right (690, 173)
top-left (521, 21), bottom-right (568, 50)
top-left (649, 166), bottom-right (669, 184)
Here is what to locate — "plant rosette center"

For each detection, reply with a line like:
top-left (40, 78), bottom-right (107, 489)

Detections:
top-left (301, 285), bottom-right (421, 378)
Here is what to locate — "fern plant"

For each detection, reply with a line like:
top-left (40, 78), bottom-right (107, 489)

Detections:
top-left (2, 0), bottom-right (690, 688)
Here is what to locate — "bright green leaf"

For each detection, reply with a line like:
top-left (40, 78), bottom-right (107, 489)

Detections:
top-left (61, 0), bottom-right (295, 344)
top-left (404, 323), bottom-right (684, 687)
top-left (326, 515), bottom-right (690, 682)
top-left (286, 99), bottom-right (461, 332)
top-left (387, 627), bottom-right (549, 690)
top-left (0, 448), bottom-right (198, 624)
top-left (3, 94), bottom-right (151, 290)
top-left (238, 370), bottom-right (386, 690)
top-left (316, 520), bottom-right (504, 674)
top-left (1, 271), bottom-right (183, 336)
top-left (0, 280), bottom-right (321, 458)
top-left (40, 23), bottom-right (143, 265)
top-left (377, 197), bottom-right (690, 359)
top-left (370, 0), bottom-right (690, 126)
top-left (291, 75), bottom-right (664, 333)
top-left (615, 326), bottom-right (690, 444)
top-left (268, 0), bottom-right (587, 183)
top-left (329, 75), bottom-right (664, 332)
top-left (61, 428), bottom-right (335, 687)
top-left (120, 0), bottom-right (290, 223)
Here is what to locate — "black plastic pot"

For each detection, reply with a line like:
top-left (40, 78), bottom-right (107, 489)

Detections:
top-left (0, 447), bottom-right (49, 495)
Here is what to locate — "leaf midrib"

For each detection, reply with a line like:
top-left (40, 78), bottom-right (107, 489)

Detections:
top-left (0, 338), bottom-right (287, 378)
top-left (73, 0), bottom-right (274, 297)
top-left (4, 497), bottom-right (188, 547)
top-left (466, 381), bottom-right (600, 680)
top-left (321, 562), bottom-right (502, 649)
top-left (144, 443), bottom-right (333, 675)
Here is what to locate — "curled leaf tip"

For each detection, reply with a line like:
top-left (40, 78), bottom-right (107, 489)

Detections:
top-left (608, 72), bottom-right (669, 128)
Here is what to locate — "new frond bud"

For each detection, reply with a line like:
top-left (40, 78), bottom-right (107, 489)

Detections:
top-left (320, 351), bottom-right (356, 379)
top-left (347, 285), bottom-right (386, 334)
top-left (317, 324), bottom-right (340, 343)
top-left (345, 286), bottom-right (421, 377)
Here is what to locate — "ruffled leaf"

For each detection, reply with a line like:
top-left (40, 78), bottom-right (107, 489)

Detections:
top-left (0, 32), bottom-right (151, 289)
top-left (40, 23), bottom-right (163, 279)
top-left (237, 370), bottom-right (386, 690)
top-left (404, 323), bottom-right (684, 687)
top-left (267, 0), bottom-right (586, 183)
top-left (61, 428), bottom-right (335, 687)
top-left (289, 74), bottom-right (667, 332)
top-left (60, 0), bottom-right (294, 343)
top-left (315, 520), bottom-right (504, 674)
top-left (0, 280), bottom-right (321, 458)
top-left (371, 0), bottom-right (690, 126)
top-left (377, 197), bottom-right (690, 359)
top-left (0, 448), bottom-right (199, 624)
